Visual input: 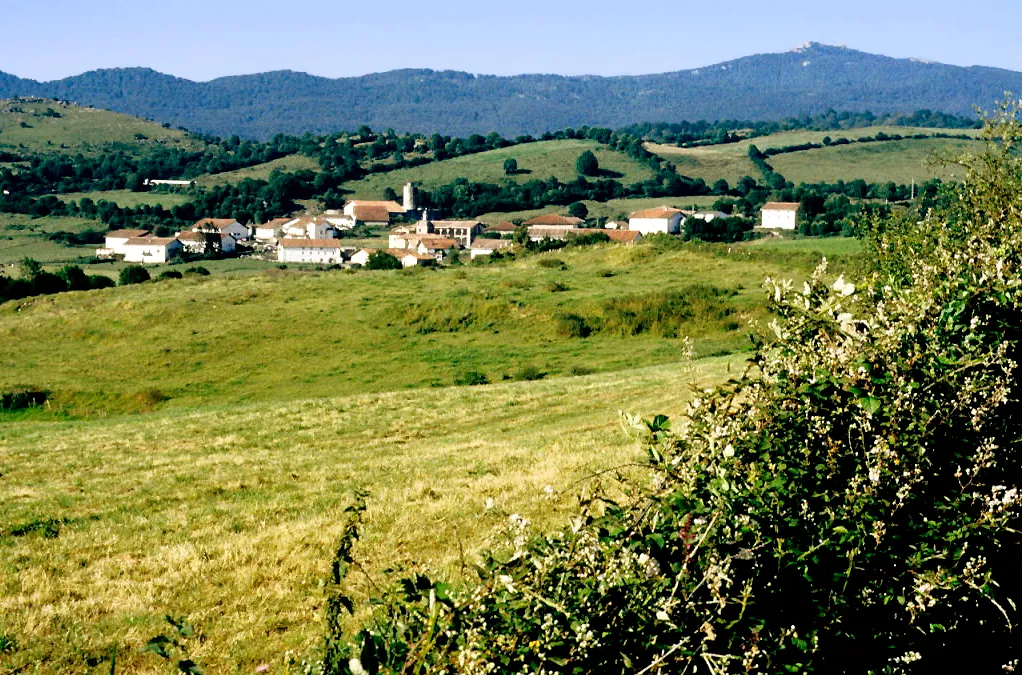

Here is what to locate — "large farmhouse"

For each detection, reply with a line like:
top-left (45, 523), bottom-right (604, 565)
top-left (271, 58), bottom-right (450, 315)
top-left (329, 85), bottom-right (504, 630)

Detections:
top-left (99, 229), bottom-right (151, 257)
top-left (760, 202), bottom-right (801, 230)
top-left (277, 238), bottom-right (344, 264)
top-left (123, 237), bottom-right (183, 264)
top-left (628, 206), bottom-right (685, 234)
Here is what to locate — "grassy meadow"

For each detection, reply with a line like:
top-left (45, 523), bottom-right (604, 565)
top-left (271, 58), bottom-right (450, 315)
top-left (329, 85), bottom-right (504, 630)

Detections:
top-left (770, 137), bottom-right (983, 184)
top-left (340, 140), bottom-right (657, 200)
top-left (0, 214), bottom-right (104, 266)
top-left (0, 99), bottom-right (198, 153)
top-left (52, 189), bottom-right (195, 209)
top-left (192, 155), bottom-right (322, 187)
top-left (0, 243), bottom-right (822, 415)
top-left (647, 126), bottom-right (982, 185)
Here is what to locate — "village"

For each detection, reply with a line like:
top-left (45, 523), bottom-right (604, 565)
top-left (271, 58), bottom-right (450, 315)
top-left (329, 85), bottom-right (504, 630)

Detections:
top-left (96, 181), bottom-right (802, 267)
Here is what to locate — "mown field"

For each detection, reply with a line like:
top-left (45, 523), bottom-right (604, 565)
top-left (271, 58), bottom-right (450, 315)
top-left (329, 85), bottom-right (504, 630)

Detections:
top-left (0, 356), bottom-right (734, 675)
top-left (0, 238), bottom-right (863, 673)
top-left (647, 126), bottom-right (982, 185)
top-left (0, 99), bottom-right (199, 153)
top-left (340, 140), bottom-right (657, 200)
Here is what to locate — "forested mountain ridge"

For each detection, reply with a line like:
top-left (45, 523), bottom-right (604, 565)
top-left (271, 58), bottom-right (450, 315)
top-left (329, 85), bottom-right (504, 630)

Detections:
top-left (2, 42), bottom-right (1020, 138)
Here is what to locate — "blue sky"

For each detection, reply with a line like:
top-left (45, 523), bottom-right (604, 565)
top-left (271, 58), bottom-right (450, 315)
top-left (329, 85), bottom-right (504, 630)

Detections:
top-left (4, 0), bottom-right (1021, 81)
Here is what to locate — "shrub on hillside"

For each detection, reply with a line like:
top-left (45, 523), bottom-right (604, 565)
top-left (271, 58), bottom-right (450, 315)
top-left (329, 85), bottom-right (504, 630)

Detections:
top-left (119, 265), bottom-right (150, 286)
top-left (365, 251), bottom-right (402, 270)
top-left (321, 107), bottom-right (1022, 674)
top-left (536, 257), bottom-right (567, 270)
top-left (453, 370), bottom-right (489, 386)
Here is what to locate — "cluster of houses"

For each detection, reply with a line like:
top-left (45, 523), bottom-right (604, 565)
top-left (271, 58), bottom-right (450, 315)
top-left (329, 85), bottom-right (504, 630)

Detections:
top-left (99, 218), bottom-right (250, 263)
top-left (97, 179), bottom-right (802, 267)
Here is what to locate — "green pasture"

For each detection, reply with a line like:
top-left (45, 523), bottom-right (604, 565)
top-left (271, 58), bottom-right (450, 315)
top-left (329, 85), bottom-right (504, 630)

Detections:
top-left (0, 240), bottom-right (861, 416)
top-left (53, 189), bottom-right (194, 209)
top-left (770, 137), bottom-right (984, 184)
top-left (0, 214), bottom-right (103, 266)
top-left (0, 98), bottom-right (199, 153)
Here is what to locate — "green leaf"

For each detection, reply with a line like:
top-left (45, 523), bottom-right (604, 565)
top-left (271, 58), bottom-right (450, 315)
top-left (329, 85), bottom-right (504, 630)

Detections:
top-left (858, 397), bottom-right (882, 414)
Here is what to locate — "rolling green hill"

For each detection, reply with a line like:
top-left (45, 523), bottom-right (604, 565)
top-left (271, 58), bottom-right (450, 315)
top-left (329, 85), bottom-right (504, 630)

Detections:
top-left (0, 98), bottom-right (199, 153)
top-left (340, 140), bottom-right (657, 200)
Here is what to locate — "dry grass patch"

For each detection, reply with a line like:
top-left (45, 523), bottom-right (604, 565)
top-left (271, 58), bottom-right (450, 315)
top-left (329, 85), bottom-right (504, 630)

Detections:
top-left (0, 356), bottom-right (735, 673)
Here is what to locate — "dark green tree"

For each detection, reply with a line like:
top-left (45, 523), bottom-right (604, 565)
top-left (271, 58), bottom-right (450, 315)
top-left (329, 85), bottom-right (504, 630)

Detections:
top-left (119, 265), bottom-right (151, 286)
top-left (568, 202), bottom-right (589, 220)
top-left (58, 265), bottom-right (90, 291)
top-left (503, 158), bottom-right (518, 175)
top-left (576, 150), bottom-right (599, 176)
top-left (365, 251), bottom-right (402, 270)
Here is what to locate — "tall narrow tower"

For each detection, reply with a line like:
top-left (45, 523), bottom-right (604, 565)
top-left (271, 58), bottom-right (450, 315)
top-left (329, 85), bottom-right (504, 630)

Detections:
top-left (403, 183), bottom-right (416, 212)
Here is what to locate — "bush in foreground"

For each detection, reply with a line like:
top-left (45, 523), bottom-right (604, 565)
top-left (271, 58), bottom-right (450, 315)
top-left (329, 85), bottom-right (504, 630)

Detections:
top-left (322, 107), bottom-right (1022, 674)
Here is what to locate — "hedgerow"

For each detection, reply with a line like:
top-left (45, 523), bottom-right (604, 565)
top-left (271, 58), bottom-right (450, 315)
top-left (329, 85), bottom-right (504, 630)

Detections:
top-left (318, 104), bottom-right (1022, 675)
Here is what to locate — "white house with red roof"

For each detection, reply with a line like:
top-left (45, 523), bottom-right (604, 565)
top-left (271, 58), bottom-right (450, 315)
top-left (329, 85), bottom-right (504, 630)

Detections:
top-left (760, 202), bottom-right (801, 230)
top-left (122, 237), bottom-right (183, 264)
top-left (277, 238), bottom-right (344, 264)
top-left (628, 206), bottom-right (685, 234)
top-left (99, 229), bottom-right (151, 257)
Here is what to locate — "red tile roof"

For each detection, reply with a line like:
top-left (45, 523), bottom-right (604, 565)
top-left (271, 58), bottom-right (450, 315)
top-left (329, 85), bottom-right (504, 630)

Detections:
top-left (525, 214), bottom-right (584, 226)
top-left (629, 206), bottom-right (685, 219)
top-left (107, 229), bottom-right (150, 239)
top-left (762, 202), bottom-right (800, 211)
top-left (353, 205), bottom-right (392, 223)
top-left (471, 238), bottom-right (513, 250)
top-left (345, 200), bottom-right (405, 213)
top-left (125, 237), bottom-right (178, 247)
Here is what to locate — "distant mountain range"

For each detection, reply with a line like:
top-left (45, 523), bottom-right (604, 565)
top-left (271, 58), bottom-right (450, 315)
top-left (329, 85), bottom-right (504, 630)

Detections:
top-left (2, 43), bottom-right (1020, 139)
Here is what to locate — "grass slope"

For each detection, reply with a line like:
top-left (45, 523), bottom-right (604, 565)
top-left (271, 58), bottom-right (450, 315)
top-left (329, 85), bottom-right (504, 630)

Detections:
top-left (0, 357), bottom-right (732, 674)
top-left (0, 241), bottom-right (860, 416)
top-left (647, 126), bottom-right (981, 185)
top-left (0, 98), bottom-right (199, 153)
top-left (192, 154), bottom-right (322, 187)
top-left (341, 140), bottom-right (657, 200)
